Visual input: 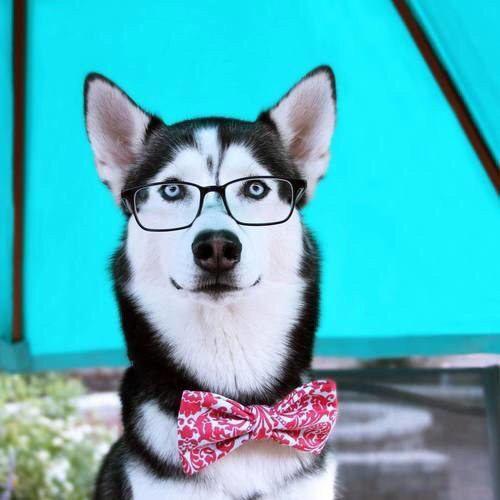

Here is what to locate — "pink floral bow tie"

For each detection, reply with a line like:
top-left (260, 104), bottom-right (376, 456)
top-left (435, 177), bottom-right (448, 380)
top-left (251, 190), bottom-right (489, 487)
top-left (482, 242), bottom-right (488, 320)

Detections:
top-left (177, 379), bottom-right (338, 475)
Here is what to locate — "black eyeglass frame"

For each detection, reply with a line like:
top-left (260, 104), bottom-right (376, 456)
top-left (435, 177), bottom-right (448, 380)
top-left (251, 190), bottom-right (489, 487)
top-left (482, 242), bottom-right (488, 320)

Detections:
top-left (121, 176), bottom-right (307, 232)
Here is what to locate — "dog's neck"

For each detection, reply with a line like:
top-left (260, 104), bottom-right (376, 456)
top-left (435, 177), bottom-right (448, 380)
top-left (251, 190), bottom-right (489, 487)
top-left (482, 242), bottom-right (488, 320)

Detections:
top-left (113, 234), bottom-right (319, 407)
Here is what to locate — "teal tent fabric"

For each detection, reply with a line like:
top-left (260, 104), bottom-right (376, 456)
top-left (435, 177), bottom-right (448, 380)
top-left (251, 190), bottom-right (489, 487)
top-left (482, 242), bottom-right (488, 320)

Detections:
top-left (408, 0), bottom-right (500, 161)
top-left (1, 0), bottom-right (499, 371)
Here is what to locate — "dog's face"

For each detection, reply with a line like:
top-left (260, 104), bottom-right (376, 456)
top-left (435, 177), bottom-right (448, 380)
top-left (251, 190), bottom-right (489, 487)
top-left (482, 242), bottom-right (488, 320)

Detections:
top-left (84, 68), bottom-right (335, 311)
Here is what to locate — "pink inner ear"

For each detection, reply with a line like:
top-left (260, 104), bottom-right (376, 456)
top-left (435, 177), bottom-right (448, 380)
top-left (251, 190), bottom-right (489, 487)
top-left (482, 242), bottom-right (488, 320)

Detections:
top-left (270, 70), bottom-right (335, 165)
top-left (289, 98), bottom-right (327, 161)
top-left (87, 79), bottom-right (150, 169)
top-left (95, 101), bottom-right (138, 166)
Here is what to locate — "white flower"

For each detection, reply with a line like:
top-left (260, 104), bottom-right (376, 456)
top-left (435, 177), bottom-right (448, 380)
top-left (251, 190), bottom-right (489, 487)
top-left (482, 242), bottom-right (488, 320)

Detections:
top-left (36, 450), bottom-right (50, 462)
top-left (64, 424), bottom-right (91, 443)
top-left (52, 437), bottom-right (64, 447)
top-left (46, 457), bottom-right (70, 483)
top-left (64, 481), bottom-right (74, 492)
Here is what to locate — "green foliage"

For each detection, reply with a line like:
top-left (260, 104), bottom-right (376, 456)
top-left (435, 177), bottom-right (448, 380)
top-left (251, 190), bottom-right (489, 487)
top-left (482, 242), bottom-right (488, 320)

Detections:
top-left (0, 373), bottom-right (116, 500)
top-left (0, 373), bottom-right (84, 420)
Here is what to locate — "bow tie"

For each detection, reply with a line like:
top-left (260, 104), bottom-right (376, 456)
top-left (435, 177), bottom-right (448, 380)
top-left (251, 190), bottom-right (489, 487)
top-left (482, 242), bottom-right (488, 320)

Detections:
top-left (177, 379), bottom-right (338, 475)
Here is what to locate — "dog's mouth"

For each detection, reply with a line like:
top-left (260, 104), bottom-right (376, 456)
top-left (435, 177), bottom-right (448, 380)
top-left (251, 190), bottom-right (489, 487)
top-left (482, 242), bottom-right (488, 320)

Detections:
top-left (170, 277), bottom-right (261, 296)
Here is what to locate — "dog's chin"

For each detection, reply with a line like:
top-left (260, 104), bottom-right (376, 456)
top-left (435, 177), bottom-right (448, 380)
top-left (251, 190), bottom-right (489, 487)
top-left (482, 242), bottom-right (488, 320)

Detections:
top-left (169, 276), bottom-right (261, 303)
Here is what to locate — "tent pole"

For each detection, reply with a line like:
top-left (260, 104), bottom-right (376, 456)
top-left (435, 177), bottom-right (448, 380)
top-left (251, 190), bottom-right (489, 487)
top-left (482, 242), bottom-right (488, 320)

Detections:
top-left (392, 0), bottom-right (500, 193)
top-left (12, 0), bottom-right (27, 343)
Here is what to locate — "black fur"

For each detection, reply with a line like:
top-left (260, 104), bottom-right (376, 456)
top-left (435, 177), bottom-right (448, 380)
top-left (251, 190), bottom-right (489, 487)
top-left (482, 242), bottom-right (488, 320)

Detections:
top-left (93, 439), bottom-right (132, 500)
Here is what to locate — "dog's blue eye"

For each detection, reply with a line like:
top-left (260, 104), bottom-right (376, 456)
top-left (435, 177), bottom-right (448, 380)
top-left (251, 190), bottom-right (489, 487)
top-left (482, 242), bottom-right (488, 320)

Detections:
top-left (243, 180), bottom-right (269, 200)
top-left (159, 184), bottom-right (185, 201)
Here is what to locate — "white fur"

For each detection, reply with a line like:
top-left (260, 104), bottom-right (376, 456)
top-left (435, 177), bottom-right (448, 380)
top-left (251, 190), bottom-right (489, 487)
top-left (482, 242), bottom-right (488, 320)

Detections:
top-left (127, 460), bottom-right (230, 500)
top-left (195, 127), bottom-right (221, 167)
top-left (138, 402), bottom-right (179, 464)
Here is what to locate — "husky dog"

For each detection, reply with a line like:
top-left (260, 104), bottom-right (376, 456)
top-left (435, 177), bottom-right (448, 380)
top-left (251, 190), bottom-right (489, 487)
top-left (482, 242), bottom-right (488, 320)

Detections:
top-left (84, 65), bottom-right (336, 499)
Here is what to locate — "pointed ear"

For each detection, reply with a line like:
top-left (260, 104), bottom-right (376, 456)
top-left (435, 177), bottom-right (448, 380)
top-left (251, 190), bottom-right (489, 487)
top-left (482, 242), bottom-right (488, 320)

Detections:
top-left (84, 73), bottom-right (156, 202)
top-left (261, 66), bottom-right (336, 201)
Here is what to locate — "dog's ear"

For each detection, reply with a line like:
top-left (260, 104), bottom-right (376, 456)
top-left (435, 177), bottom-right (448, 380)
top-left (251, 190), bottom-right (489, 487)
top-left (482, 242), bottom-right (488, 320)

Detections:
top-left (260, 66), bottom-right (336, 201)
top-left (84, 73), bottom-right (158, 202)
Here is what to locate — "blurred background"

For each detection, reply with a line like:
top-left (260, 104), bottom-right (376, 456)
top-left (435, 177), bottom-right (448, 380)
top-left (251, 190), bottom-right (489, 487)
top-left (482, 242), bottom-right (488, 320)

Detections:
top-left (1, 0), bottom-right (499, 498)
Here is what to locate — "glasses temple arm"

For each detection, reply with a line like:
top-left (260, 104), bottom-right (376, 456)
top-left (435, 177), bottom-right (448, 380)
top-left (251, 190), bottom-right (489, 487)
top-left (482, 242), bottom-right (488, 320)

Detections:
top-left (295, 184), bottom-right (307, 204)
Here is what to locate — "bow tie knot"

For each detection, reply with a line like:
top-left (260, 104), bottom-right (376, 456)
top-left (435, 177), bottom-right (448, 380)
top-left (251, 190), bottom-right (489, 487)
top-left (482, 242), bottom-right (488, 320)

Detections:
top-left (178, 379), bottom-right (338, 475)
top-left (249, 405), bottom-right (278, 440)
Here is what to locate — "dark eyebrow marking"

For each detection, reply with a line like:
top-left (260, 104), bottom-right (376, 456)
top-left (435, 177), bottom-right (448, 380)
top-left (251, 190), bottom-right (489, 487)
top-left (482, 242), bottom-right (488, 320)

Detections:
top-left (161, 176), bottom-right (182, 184)
top-left (216, 126), bottom-right (231, 185)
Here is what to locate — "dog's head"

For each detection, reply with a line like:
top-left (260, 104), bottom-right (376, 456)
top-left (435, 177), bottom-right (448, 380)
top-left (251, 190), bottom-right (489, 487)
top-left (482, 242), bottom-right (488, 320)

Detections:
top-left (84, 67), bottom-right (335, 311)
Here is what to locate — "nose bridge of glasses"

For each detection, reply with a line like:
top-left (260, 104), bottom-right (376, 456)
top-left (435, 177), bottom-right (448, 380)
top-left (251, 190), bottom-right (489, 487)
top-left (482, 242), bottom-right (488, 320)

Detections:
top-left (200, 186), bottom-right (226, 212)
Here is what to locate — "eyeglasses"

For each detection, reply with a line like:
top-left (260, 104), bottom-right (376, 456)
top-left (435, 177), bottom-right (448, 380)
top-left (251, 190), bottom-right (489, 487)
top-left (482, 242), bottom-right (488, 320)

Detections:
top-left (121, 176), bottom-right (307, 232)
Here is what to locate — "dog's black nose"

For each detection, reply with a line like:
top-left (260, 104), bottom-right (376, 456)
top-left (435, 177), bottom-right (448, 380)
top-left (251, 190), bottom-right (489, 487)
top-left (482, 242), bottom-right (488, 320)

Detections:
top-left (192, 230), bottom-right (242, 273)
